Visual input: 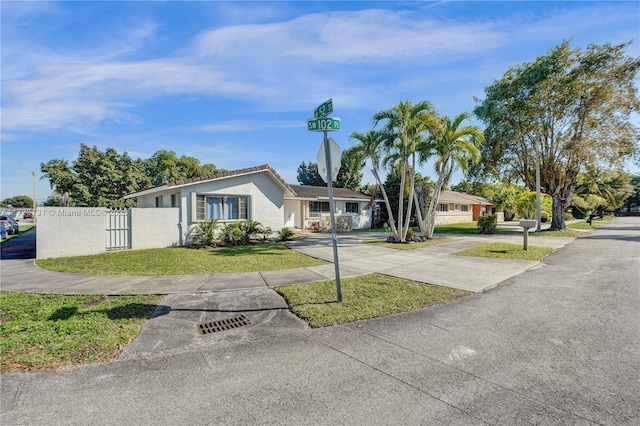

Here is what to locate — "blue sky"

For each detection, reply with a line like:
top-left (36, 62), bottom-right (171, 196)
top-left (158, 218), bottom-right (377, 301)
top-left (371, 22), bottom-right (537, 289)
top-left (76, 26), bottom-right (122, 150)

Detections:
top-left (2, 1), bottom-right (639, 203)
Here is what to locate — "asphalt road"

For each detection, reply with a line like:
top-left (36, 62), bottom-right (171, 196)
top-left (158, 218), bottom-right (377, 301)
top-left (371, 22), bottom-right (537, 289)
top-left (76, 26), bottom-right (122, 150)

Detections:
top-left (1, 218), bottom-right (639, 425)
top-left (0, 227), bottom-right (35, 260)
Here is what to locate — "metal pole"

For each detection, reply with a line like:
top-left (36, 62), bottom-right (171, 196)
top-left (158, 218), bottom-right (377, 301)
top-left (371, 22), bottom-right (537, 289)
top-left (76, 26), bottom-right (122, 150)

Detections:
top-left (535, 157), bottom-right (541, 232)
top-left (32, 171), bottom-right (37, 224)
top-left (323, 131), bottom-right (342, 302)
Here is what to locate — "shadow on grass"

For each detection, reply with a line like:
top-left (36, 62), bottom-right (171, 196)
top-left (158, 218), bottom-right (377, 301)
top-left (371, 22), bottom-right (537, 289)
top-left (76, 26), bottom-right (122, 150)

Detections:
top-left (47, 303), bottom-right (159, 321)
top-left (206, 243), bottom-right (289, 257)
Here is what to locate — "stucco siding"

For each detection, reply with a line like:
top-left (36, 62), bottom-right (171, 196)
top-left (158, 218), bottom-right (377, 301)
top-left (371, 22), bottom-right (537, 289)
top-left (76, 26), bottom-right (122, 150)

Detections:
top-left (130, 208), bottom-right (180, 250)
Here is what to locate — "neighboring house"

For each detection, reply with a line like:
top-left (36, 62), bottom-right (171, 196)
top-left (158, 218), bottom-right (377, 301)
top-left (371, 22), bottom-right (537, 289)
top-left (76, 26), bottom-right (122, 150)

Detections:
top-left (285, 184), bottom-right (379, 231)
top-left (434, 191), bottom-right (500, 225)
top-left (124, 164), bottom-right (379, 240)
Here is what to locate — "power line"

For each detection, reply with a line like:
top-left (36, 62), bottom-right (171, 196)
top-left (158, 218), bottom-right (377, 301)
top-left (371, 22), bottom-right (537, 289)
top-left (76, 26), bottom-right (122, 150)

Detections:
top-left (1, 139), bottom-right (34, 172)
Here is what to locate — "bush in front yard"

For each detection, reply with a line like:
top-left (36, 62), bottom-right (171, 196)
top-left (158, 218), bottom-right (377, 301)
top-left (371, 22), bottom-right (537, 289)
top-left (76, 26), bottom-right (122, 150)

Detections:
top-left (192, 219), bottom-right (219, 246)
top-left (477, 214), bottom-right (497, 234)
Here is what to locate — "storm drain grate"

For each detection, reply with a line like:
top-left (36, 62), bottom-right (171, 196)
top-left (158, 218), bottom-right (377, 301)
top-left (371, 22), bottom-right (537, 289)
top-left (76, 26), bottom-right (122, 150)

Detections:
top-left (197, 315), bottom-right (251, 335)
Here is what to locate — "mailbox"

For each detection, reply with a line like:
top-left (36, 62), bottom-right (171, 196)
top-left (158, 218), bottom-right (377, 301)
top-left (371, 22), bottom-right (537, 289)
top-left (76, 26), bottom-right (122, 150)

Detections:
top-left (518, 220), bottom-right (538, 250)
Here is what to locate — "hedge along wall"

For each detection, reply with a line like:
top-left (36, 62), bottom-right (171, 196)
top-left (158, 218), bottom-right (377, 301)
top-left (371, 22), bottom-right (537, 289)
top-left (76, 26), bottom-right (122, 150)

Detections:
top-left (36, 207), bottom-right (180, 259)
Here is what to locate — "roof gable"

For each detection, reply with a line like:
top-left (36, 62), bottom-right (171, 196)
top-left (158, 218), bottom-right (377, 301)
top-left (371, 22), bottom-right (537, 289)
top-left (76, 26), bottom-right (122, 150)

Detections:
top-left (288, 184), bottom-right (373, 201)
top-left (438, 191), bottom-right (494, 205)
top-left (125, 164), bottom-right (296, 198)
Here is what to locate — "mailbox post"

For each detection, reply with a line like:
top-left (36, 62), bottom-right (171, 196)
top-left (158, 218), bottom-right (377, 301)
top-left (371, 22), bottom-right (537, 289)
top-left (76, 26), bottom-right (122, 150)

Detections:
top-left (519, 220), bottom-right (538, 250)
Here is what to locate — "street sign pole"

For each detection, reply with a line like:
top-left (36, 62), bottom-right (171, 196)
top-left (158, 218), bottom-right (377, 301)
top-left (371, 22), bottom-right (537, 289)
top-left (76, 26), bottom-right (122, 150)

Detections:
top-left (309, 98), bottom-right (342, 303)
top-left (323, 129), bottom-right (342, 302)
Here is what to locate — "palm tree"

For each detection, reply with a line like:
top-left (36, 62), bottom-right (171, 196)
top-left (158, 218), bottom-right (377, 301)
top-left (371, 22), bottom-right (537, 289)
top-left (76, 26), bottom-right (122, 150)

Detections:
top-left (419, 113), bottom-right (484, 238)
top-left (373, 100), bottom-right (436, 241)
top-left (349, 130), bottom-right (398, 236)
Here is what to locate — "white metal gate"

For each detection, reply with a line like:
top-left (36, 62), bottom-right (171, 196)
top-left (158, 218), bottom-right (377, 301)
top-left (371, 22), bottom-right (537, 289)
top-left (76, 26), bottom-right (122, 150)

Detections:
top-left (105, 208), bottom-right (131, 251)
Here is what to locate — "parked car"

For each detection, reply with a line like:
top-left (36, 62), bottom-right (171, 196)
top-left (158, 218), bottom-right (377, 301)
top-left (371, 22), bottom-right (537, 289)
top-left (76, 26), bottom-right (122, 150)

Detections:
top-left (0, 215), bottom-right (19, 234)
top-left (23, 211), bottom-right (33, 219)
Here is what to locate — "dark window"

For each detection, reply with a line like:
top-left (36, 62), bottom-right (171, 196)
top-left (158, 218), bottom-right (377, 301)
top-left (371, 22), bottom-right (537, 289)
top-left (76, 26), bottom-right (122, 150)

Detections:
top-left (309, 201), bottom-right (330, 217)
top-left (345, 202), bottom-right (359, 213)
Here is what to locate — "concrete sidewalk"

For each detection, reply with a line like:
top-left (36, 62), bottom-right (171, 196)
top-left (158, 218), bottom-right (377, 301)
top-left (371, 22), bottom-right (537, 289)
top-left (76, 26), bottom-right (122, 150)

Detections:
top-left (0, 231), bottom-right (575, 295)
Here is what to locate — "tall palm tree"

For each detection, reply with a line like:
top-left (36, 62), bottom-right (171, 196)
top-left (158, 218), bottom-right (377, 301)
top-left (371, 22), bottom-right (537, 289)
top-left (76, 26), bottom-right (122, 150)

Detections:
top-left (419, 113), bottom-right (484, 238)
top-left (349, 130), bottom-right (398, 236)
top-left (373, 100), bottom-right (436, 241)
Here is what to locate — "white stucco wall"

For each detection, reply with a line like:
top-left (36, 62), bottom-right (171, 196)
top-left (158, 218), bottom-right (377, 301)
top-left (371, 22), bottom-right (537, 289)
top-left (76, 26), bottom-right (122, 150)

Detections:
top-left (36, 207), bottom-right (113, 259)
top-left (36, 207), bottom-right (180, 259)
top-left (130, 208), bottom-right (180, 249)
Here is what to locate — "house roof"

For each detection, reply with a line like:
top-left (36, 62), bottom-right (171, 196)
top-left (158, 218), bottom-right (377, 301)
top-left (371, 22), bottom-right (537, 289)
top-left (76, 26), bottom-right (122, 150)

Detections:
top-left (438, 191), bottom-right (494, 206)
top-left (287, 184), bottom-right (374, 201)
top-left (124, 164), bottom-right (296, 199)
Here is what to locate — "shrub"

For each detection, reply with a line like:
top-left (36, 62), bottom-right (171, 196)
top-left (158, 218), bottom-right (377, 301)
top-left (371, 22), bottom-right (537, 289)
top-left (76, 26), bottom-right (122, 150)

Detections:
top-left (477, 214), bottom-right (497, 234)
top-left (406, 228), bottom-right (415, 241)
top-left (564, 212), bottom-right (575, 221)
top-left (278, 227), bottom-right (295, 241)
top-left (192, 220), bottom-right (218, 246)
top-left (221, 222), bottom-right (243, 246)
top-left (540, 211), bottom-right (549, 223)
top-left (238, 220), bottom-right (265, 244)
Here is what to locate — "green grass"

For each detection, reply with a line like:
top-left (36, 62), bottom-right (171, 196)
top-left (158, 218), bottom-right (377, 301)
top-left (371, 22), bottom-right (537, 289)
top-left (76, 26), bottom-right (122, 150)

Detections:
top-left (0, 224), bottom-right (35, 245)
top-left (433, 222), bottom-right (493, 234)
top-left (36, 243), bottom-right (327, 275)
top-left (567, 215), bottom-right (615, 230)
top-left (36, 243), bottom-right (326, 276)
top-left (276, 274), bottom-right (470, 328)
top-left (0, 292), bottom-right (162, 373)
top-left (453, 242), bottom-right (554, 261)
top-left (364, 237), bottom-right (455, 250)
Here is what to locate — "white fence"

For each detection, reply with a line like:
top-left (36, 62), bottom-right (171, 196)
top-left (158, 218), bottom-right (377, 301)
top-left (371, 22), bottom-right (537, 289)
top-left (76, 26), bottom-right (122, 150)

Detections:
top-left (36, 207), bottom-right (180, 259)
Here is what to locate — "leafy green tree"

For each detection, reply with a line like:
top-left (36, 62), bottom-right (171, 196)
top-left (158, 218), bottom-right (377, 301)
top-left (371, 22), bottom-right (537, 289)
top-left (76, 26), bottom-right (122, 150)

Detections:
top-left (474, 41), bottom-right (640, 230)
top-left (296, 161), bottom-right (325, 186)
top-left (573, 169), bottom-right (633, 215)
top-left (40, 159), bottom-right (78, 207)
top-left (621, 175), bottom-right (640, 213)
top-left (335, 148), bottom-right (364, 190)
top-left (144, 150), bottom-right (222, 186)
top-left (72, 144), bottom-right (149, 207)
top-left (349, 130), bottom-right (398, 236)
top-left (374, 100), bottom-right (437, 241)
top-left (1, 195), bottom-right (33, 208)
top-left (296, 150), bottom-right (364, 190)
top-left (418, 113), bottom-right (483, 238)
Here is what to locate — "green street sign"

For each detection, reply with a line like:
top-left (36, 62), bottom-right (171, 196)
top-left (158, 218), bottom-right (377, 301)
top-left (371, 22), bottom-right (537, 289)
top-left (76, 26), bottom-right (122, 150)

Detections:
top-left (314, 99), bottom-right (333, 118)
top-left (307, 117), bottom-right (341, 132)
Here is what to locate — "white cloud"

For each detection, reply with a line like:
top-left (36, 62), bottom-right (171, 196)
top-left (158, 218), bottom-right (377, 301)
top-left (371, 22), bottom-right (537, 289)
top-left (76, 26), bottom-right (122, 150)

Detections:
top-left (2, 3), bottom-right (637, 135)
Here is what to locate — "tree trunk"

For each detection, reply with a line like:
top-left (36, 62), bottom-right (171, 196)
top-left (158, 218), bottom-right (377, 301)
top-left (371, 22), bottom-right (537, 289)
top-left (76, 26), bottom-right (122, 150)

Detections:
top-left (397, 146), bottom-right (408, 242)
top-left (549, 194), bottom-right (566, 230)
top-left (424, 178), bottom-right (445, 239)
top-left (402, 152), bottom-right (417, 241)
top-left (372, 168), bottom-right (398, 238)
top-left (414, 191), bottom-right (426, 236)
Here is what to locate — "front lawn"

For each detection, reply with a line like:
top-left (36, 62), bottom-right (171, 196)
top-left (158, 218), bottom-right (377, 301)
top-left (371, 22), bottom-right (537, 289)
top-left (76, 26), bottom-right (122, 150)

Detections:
top-left (276, 274), bottom-right (470, 328)
top-left (36, 243), bottom-right (327, 275)
top-left (453, 242), bottom-right (555, 261)
top-left (0, 292), bottom-right (162, 373)
top-left (433, 222), bottom-right (493, 234)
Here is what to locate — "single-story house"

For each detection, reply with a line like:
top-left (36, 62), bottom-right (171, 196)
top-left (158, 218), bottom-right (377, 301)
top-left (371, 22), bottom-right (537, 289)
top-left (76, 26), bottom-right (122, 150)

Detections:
top-left (434, 191), bottom-right (501, 224)
top-left (124, 164), bottom-right (379, 239)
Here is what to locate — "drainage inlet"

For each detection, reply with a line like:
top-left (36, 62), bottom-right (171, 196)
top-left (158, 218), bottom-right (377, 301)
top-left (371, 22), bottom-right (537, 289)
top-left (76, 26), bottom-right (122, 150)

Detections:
top-left (197, 315), bottom-right (251, 335)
